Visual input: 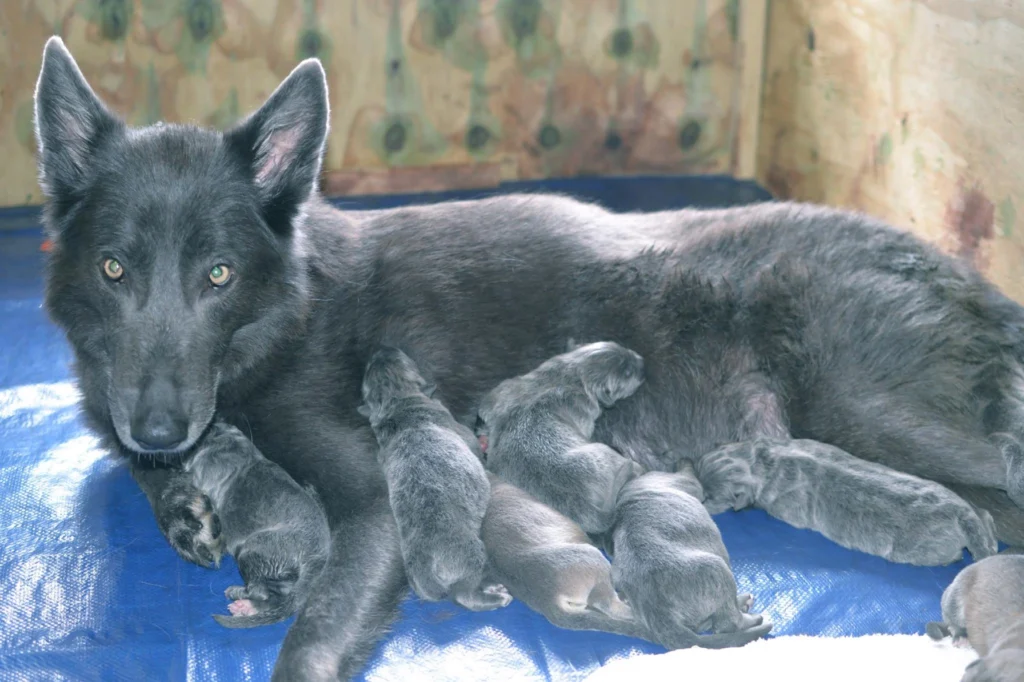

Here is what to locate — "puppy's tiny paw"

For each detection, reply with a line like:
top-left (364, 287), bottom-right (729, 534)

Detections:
top-left (482, 583), bottom-right (513, 608)
top-left (227, 599), bottom-right (258, 617)
top-left (159, 482), bottom-right (223, 568)
top-left (737, 593), bottom-right (754, 613)
top-left (225, 585), bottom-right (248, 601)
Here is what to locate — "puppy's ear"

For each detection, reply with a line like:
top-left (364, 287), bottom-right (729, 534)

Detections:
top-left (356, 403), bottom-right (371, 418)
top-left (34, 37), bottom-right (123, 202)
top-left (421, 383), bottom-right (437, 398)
top-left (224, 58), bottom-right (329, 235)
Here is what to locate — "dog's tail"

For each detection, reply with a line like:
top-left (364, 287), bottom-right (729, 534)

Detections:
top-left (211, 600), bottom-right (298, 629)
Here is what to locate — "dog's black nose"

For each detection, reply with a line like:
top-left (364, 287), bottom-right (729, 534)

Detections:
top-left (131, 375), bottom-right (189, 451)
top-left (131, 411), bottom-right (189, 451)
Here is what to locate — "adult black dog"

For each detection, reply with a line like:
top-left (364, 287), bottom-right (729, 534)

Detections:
top-left (33, 37), bottom-right (1024, 680)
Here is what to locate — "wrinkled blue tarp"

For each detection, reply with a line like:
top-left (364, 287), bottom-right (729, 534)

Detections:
top-left (0, 177), bottom-right (969, 681)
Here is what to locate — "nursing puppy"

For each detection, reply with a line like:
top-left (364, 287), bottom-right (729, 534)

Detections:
top-left (697, 438), bottom-right (999, 566)
top-left (927, 554), bottom-right (1024, 682)
top-left (606, 470), bottom-right (771, 650)
top-left (184, 422), bottom-right (330, 628)
top-left (960, 618), bottom-right (1024, 682)
top-left (477, 341), bottom-right (646, 534)
top-left (360, 347), bottom-right (511, 611)
top-left (482, 471), bottom-right (651, 640)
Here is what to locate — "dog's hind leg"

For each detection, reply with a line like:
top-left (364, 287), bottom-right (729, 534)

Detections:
top-left (271, 497), bottom-right (407, 682)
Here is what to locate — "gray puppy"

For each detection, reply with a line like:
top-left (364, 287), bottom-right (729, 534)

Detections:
top-left (927, 554), bottom-right (1024, 682)
top-left (184, 422), bottom-right (330, 628)
top-left (606, 470), bottom-right (771, 650)
top-left (696, 438), bottom-right (999, 566)
top-left (482, 471), bottom-right (652, 640)
top-left (476, 341), bottom-right (646, 534)
top-left (359, 347), bottom-right (511, 611)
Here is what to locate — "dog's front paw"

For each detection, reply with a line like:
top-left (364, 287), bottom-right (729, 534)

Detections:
top-left (158, 480), bottom-right (223, 568)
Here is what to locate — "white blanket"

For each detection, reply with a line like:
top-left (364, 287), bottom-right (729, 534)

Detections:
top-left (585, 635), bottom-right (977, 682)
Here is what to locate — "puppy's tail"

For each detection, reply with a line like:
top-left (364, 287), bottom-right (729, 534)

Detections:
top-left (667, 622), bottom-right (773, 650)
top-left (587, 579), bottom-right (634, 621)
top-left (925, 621), bottom-right (950, 641)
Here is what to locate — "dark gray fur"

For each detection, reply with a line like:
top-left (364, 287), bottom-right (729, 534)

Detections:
top-left (482, 471), bottom-right (652, 640)
top-left (697, 438), bottom-right (999, 566)
top-left (184, 422), bottom-right (330, 628)
top-left (360, 347), bottom-right (511, 611)
top-left (606, 471), bottom-right (771, 650)
top-left (35, 36), bottom-right (1024, 678)
top-left (927, 555), bottom-right (1024, 682)
top-left (477, 341), bottom-right (646, 533)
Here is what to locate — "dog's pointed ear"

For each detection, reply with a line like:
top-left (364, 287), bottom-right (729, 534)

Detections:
top-left (224, 59), bottom-right (329, 234)
top-left (356, 403), bottom-right (371, 418)
top-left (34, 36), bottom-right (122, 199)
top-left (422, 383), bottom-right (437, 398)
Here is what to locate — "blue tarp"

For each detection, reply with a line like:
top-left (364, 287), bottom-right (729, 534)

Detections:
top-left (0, 177), bottom-right (968, 681)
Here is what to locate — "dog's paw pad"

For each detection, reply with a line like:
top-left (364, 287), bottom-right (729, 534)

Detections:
top-left (161, 485), bottom-right (224, 568)
top-left (227, 599), bottom-right (257, 617)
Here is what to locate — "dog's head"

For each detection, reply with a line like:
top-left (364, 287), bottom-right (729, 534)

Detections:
top-left (569, 341), bottom-right (645, 407)
top-left (358, 347), bottom-right (435, 421)
top-left (33, 37), bottom-right (328, 456)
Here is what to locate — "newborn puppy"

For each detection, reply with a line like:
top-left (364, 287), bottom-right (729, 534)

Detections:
top-left (606, 471), bottom-right (771, 650)
top-left (184, 422), bottom-right (330, 628)
top-left (927, 554), bottom-right (1024, 682)
top-left (483, 471), bottom-right (650, 640)
top-left (961, 618), bottom-right (1024, 682)
top-left (477, 341), bottom-right (646, 534)
top-left (696, 438), bottom-right (999, 566)
top-left (360, 347), bottom-right (510, 611)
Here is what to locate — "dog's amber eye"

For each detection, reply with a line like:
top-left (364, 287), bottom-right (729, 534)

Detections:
top-left (102, 258), bottom-right (124, 281)
top-left (209, 264), bottom-right (232, 286)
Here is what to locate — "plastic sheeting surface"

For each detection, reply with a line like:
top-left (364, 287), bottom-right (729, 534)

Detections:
top-left (0, 177), bottom-right (971, 681)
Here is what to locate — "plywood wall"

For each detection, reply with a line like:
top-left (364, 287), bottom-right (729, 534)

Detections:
top-left (0, 0), bottom-right (767, 207)
top-left (757, 0), bottom-right (1024, 302)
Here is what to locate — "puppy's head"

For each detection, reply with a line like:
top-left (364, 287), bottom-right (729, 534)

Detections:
top-left (694, 447), bottom-right (758, 514)
top-left (359, 347), bottom-right (434, 420)
top-left (570, 341), bottom-right (645, 407)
